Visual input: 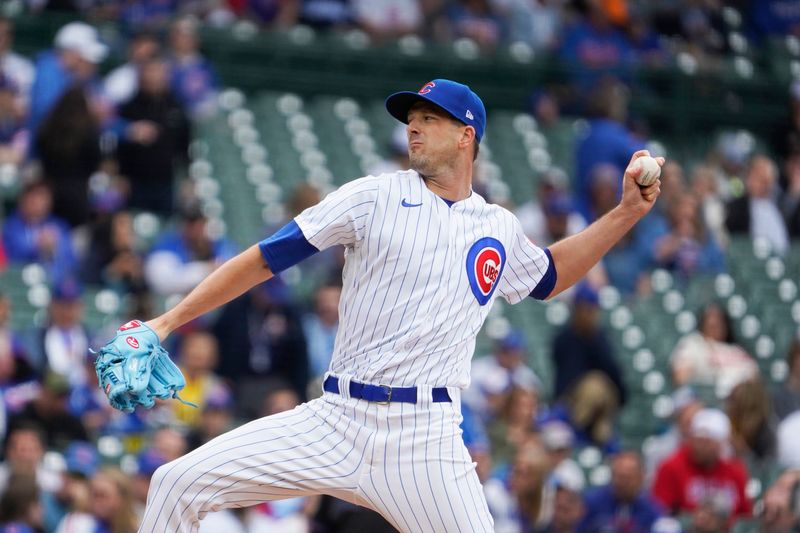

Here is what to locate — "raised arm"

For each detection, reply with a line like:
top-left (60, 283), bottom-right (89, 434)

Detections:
top-left (146, 244), bottom-right (273, 341)
top-left (547, 150), bottom-right (664, 299)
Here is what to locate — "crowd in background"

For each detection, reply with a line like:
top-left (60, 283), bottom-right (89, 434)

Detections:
top-left (0, 1), bottom-right (798, 532)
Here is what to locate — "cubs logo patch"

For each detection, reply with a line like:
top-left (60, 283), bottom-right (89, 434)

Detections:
top-left (466, 237), bottom-right (506, 305)
top-left (418, 81), bottom-right (435, 94)
top-left (119, 320), bottom-right (141, 331)
top-left (126, 336), bottom-right (139, 349)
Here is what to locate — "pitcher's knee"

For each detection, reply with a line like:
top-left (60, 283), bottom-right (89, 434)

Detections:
top-left (148, 458), bottom-right (202, 508)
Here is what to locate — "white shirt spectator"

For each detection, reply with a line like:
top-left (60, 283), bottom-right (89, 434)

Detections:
top-left (670, 332), bottom-right (758, 398)
top-left (777, 410), bottom-right (800, 469)
top-left (0, 50), bottom-right (34, 106)
top-left (351, 0), bottom-right (421, 34)
top-left (750, 197), bottom-right (789, 255)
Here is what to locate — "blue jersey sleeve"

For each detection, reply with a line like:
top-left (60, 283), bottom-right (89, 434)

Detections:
top-left (258, 220), bottom-right (320, 274)
top-left (529, 248), bottom-right (557, 300)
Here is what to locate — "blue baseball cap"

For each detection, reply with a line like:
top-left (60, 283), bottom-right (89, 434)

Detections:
top-left (385, 79), bottom-right (486, 142)
top-left (498, 329), bottom-right (526, 351)
top-left (65, 441), bottom-right (99, 478)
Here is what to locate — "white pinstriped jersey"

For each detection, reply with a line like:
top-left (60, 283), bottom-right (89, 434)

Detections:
top-left (295, 170), bottom-right (551, 389)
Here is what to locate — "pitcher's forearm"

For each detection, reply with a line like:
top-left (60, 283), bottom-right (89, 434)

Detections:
top-left (147, 245), bottom-right (273, 340)
top-left (548, 206), bottom-right (638, 297)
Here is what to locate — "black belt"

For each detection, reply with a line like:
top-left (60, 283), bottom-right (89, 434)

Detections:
top-left (323, 376), bottom-right (451, 404)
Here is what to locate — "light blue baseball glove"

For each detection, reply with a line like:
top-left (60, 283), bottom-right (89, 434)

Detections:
top-left (93, 320), bottom-right (196, 413)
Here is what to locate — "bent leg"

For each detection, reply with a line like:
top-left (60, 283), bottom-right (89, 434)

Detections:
top-left (140, 397), bottom-right (371, 532)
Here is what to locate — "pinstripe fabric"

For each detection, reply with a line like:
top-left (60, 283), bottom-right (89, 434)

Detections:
top-left (296, 170), bottom-right (550, 389)
top-left (140, 170), bottom-right (546, 532)
top-left (139, 391), bottom-right (493, 532)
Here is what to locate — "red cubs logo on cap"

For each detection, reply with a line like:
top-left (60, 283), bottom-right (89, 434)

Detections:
top-left (119, 320), bottom-right (141, 331)
top-left (418, 81), bottom-right (435, 94)
top-left (126, 336), bottom-right (139, 349)
top-left (466, 237), bottom-right (506, 306)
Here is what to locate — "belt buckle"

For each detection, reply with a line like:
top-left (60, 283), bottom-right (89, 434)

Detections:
top-left (376, 384), bottom-right (392, 405)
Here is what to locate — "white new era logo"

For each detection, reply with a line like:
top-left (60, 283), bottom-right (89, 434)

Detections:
top-left (466, 110), bottom-right (474, 120)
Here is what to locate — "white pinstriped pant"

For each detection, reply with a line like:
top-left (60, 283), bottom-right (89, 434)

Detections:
top-left (139, 377), bottom-right (493, 532)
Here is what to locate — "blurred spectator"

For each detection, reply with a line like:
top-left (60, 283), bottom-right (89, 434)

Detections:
top-left (777, 409), bottom-right (800, 470)
top-left (771, 339), bottom-right (800, 422)
top-left (82, 211), bottom-right (146, 293)
top-left (186, 385), bottom-right (235, 450)
top-left (551, 284), bottom-right (627, 447)
top-left (173, 331), bottom-right (226, 427)
top-left (246, 284), bottom-right (310, 407)
top-left (240, 0), bottom-right (301, 28)
top-left (627, 8), bottom-right (669, 68)
top-left (464, 329), bottom-right (540, 422)
top-left (751, 0), bottom-right (800, 38)
top-left (168, 18), bottom-right (219, 119)
top-left (677, 1), bottom-right (726, 65)
top-left (460, 401), bottom-right (491, 481)
top-left (651, 408), bottom-right (751, 518)
top-left (302, 284), bottom-right (341, 381)
top-left (540, 420), bottom-right (576, 470)
top-left (131, 449), bottom-right (167, 518)
top-left (56, 467), bottom-right (138, 533)
top-left (725, 153), bottom-right (789, 255)
top-left (2, 180), bottom-right (77, 281)
top-left (574, 78), bottom-right (645, 221)
top-left (712, 130), bottom-right (753, 200)
top-left (782, 152), bottom-right (800, 238)
top-left (33, 279), bottom-right (90, 387)
top-left (485, 438), bottom-right (554, 532)
top-left (488, 385), bottom-right (539, 467)
top-left (0, 292), bottom-right (35, 391)
top-left (446, 0), bottom-right (504, 49)
top-left (144, 205), bottom-right (237, 296)
top-left (643, 387), bottom-right (704, 483)
top-left (670, 303), bottom-right (758, 396)
top-left (35, 86), bottom-right (102, 227)
top-left (761, 468), bottom-right (800, 530)
top-left (298, 0), bottom-right (353, 29)
top-left (579, 450), bottom-right (663, 532)
top-left (544, 461), bottom-right (586, 533)
top-left (503, 0), bottom-right (563, 52)
top-left (0, 421), bottom-right (61, 493)
top-left (516, 168), bottom-right (586, 246)
top-left (0, 470), bottom-right (42, 531)
top-left (686, 494), bottom-right (733, 533)
top-left (652, 192), bottom-right (725, 279)
top-left (0, 73), bottom-right (28, 168)
top-left (261, 381), bottom-right (300, 416)
top-left (559, 2), bottom-right (633, 95)
top-left (150, 426), bottom-right (188, 462)
top-left (117, 0), bottom-right (177, 32)
top-left (725, 378), bottom-right (775, 461)
top-left (7, 372), bottom-right (89, 450)
top-left (118, 56), bottom-right (190, 215)
top-left (41, 441), bottom-right (97, 531)
top-left (0, 17), bottom-right (34, 109)
top-left (351, 0), bottom-right (421, 39)
top-left (27, 22), bottom-right (107, 141)
top-left (104, 31), bottom-right (161, 106)
top-left (690, 163), bottom-right (728, 249)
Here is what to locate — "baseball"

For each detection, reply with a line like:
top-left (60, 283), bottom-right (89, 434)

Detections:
top-left (635, 155), bottom-right (661, 187)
